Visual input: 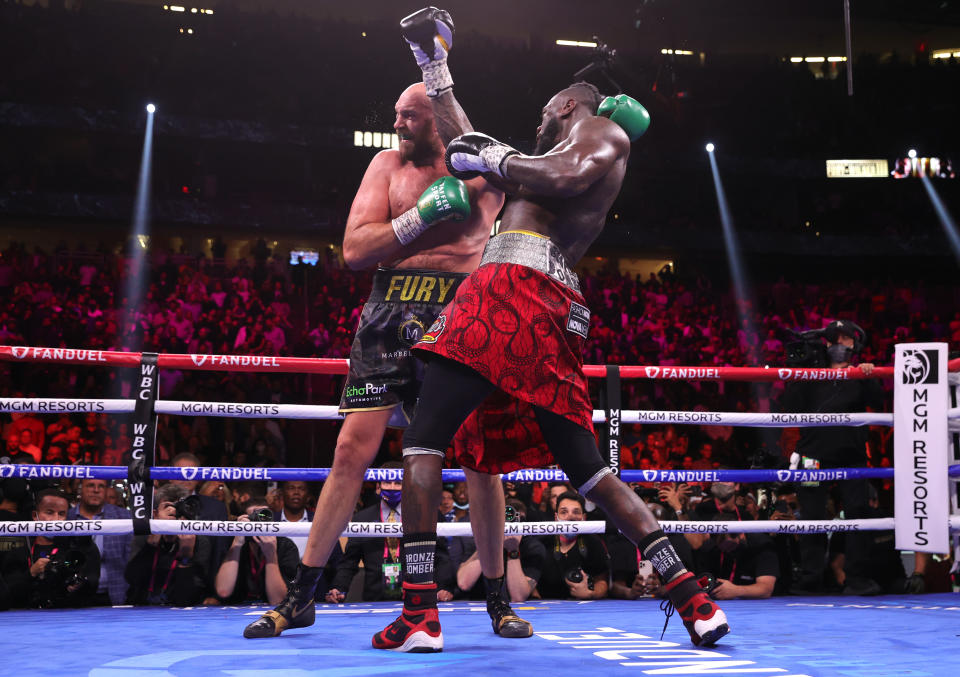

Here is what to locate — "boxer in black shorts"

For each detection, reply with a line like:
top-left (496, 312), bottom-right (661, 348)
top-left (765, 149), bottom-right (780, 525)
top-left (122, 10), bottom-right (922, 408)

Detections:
top-left (338, 269), bottom-right (466, 424)
top-left (243, 83), bottom-right (531, 641)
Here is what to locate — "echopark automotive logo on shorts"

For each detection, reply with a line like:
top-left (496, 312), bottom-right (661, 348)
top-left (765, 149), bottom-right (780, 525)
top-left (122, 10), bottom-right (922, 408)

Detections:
top-left (901, 349), bottom-right (938, 385)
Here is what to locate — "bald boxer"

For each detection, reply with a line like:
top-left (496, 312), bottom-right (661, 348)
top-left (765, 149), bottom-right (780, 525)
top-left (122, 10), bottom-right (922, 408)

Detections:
top-left (244, 83), bottom-right (534, 640)
top-left (372, 7), bottom-right (727, 653)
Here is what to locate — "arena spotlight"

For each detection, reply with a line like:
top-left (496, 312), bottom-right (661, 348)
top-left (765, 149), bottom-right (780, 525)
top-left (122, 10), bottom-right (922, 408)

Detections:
top-left (707, 148), bottom-right (758, 364)
top-left (705, 142), bottom-right (715, 153)
top-left (908, 148), bottom-right (917, 159)
top-left (920, 175), bottom-right (960, 265)
top-left (122, 104), bottom-right (157, 352)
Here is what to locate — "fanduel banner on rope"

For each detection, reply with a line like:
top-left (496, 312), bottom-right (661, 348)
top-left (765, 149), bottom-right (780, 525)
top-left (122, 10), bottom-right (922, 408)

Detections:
top-left (894, 343), bottom-right (949, 552)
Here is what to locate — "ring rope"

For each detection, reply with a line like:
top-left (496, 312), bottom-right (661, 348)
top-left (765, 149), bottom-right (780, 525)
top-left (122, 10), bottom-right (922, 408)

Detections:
top-left (7, 397), bottom-right (954, 429)
top-left (2, 517), bottom-right (959, 538)
top-left (5, 345), bottom-right (958, 381)
top-left (4, 463), bottom-right (960, 483)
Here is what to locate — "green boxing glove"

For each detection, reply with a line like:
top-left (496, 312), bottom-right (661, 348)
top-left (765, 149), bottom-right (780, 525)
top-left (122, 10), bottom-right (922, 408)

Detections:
top-left (391, 176), bottom-right (471, 245)
top-left (597, 94), bottom-right (650, 141)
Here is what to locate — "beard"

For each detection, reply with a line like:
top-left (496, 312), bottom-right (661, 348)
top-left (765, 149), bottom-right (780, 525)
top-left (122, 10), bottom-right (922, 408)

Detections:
top-left (399, 129), bottom-right (438, 163)
top-left (533, 116), bottom-right (561, 155)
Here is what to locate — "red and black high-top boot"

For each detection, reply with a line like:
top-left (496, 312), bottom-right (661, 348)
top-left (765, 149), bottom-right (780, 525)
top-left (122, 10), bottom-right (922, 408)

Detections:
top-left (372, 581), bottom-right (443, 652)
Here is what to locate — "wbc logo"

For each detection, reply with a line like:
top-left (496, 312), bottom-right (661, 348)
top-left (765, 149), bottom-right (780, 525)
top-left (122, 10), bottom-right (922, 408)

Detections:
top-left (776, 470), bottom-right (792, 482)
top-left (642, 470), bottom-right (658, 482)
top-left (645, 367), bottom-right (660, 378)
top-left (12, 347), bottom-right (29, 359)
top-left (191, 355), bottom-right (209, 367)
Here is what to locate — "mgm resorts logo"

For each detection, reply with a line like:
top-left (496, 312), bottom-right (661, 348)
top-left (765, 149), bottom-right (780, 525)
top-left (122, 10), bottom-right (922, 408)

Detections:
top-left (902, 349), bottom-right (939, 385)
top-left (344, 383), bottom-right (388, 398)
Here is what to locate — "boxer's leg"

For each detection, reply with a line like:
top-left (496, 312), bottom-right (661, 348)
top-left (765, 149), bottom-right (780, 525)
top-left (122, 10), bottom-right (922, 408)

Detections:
top-left (374, 356), bottom-right (495, 652)
top-left (533, 406), bottom-right (730, 647)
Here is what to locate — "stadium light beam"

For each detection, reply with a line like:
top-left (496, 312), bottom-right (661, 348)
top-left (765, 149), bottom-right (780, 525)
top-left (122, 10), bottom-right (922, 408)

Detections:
top-left (122, 104), bottom-right (157, 351)
top-left (920, 175), bottom-right (960, 265)
top-left (707, 148), bottom-right (759, 364)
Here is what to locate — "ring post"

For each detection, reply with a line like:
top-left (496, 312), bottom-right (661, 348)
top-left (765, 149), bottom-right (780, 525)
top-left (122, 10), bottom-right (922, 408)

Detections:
top-left (601, 365), bottom-right (622, 476)
top-left (129, 352), bottom-right (159, 535)
top-left (894, 343), bottom-right (950, 553)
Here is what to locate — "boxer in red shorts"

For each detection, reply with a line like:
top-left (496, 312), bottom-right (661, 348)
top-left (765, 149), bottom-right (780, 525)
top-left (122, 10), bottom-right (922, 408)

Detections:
top-left (373, 6), bottom-right (729, 653)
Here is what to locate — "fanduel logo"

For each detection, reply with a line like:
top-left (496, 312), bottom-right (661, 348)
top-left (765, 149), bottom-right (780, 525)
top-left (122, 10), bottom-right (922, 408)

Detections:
top-left (902, 349), bottom-right (938, 385)
top-left (180, 467), bottom-right (199, 481)
top-left (12, 347), bottom-right (29, 359)
top-left (0, 465), bottom-right (14, 478)
top-left (642, 470), bottom-right (658, 482)
top-left (645, 367), bottom-right (660, 378)
top-left (776, 470), bottom-right (791, 482)
top-left (191, 355), bottom-right (209, 366)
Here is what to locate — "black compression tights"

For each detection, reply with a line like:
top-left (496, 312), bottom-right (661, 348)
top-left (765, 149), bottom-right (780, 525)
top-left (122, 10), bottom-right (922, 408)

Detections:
top-left (403, 356), bottom-right (609, 490)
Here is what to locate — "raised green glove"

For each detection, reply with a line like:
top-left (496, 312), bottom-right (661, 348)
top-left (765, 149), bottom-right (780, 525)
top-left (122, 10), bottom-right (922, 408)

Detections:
top-left (597, 94), bottom-right (650, 141)
top-left (391, 176), bottom-right (471, 245)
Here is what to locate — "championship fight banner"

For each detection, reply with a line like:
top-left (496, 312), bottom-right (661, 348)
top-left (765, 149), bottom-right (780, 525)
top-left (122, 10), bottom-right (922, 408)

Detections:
top-left (894, 343), bottom-right (950, 553)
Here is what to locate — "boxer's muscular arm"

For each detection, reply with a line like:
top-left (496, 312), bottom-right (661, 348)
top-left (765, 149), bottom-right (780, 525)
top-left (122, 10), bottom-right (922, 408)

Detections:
top-left (433, 90), bottom-right (517, 195)
top-left (430, 90), bottom-right (473, 146)
top-left (504, 118), bottom-right (624, 198)
top-left (342, 151), bottom-right (402, 270)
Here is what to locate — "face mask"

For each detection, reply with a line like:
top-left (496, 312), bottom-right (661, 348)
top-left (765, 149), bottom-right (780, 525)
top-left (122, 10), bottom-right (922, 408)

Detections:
top-left (380, 489), bottom-right (402, 509)
top-left (710, 484), bottom-right (736, 501)
top-left (827, 344), bottom-right (854, 364)
top-left (453, 501), bottom-right (469, 510)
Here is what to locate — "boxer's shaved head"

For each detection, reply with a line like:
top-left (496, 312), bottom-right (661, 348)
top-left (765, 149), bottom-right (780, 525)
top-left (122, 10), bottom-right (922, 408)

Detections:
top-left (395, 83), bottom-right (443, 163)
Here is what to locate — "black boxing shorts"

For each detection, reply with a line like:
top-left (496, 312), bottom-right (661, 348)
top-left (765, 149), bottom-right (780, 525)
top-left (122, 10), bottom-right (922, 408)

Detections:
top-left (338, 268), bottom-right (467, 426)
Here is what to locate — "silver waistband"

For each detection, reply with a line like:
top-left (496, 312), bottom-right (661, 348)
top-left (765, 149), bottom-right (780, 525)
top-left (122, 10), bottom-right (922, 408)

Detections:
top-left (479, 232), bottom-right (581, 294)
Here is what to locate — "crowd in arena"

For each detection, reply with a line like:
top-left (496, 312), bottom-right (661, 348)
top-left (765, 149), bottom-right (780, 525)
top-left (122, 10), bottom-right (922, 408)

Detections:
top-left (1, 236), bottom-right (957, 607)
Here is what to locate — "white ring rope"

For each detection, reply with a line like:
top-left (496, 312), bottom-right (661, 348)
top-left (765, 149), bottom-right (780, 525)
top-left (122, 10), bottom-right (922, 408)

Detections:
top-left (4, 516), bottom-right (960, 537)
top-left (5, 397), bottom-right (952, 428)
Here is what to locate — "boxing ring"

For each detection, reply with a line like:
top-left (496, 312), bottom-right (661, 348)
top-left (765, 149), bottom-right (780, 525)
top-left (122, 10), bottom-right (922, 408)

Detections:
top-left (2, 344), bottom-right (960, 676)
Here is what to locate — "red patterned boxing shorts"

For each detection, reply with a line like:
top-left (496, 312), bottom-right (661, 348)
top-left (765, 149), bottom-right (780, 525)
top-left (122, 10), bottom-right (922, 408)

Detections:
top-left (413, 231), bottom-right (595, 474)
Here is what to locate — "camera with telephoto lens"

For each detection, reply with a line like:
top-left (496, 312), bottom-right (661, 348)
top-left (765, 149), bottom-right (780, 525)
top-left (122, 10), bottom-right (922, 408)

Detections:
top-left (249, 507), bottom-right (274, 523)
top-left (35, 537), bottom-right (89, 607)
top-left (174, 494), bottom-right (202, 520)
top-left (46, 547), bottom-right (87, 588)
top-left (785, 329), bottom-right (828, 368)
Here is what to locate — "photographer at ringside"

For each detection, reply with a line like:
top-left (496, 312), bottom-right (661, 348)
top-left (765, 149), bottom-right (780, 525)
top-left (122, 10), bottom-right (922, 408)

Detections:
top-left (0, 488), bottom-right (101, 608)
top-left (125, 484), bottom-right (213, 606)
top-left (215, 496), bottom-right (299, 606)
top-left (778, 320), bottom-right (884, 593)
top-left (535, 492), bottom-right (609, 600)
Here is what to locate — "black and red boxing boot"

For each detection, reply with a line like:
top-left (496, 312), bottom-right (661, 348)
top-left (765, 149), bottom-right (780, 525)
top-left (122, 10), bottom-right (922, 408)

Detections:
top-left (664, 571), bottom-right (729, 646)
top-left (372, 581), bottom-right (443, 652)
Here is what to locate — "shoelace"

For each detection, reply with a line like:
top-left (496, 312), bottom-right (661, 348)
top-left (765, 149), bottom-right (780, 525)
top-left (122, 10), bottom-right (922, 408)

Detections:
top-left (659, 598), bottom-right (675, 640)
top-left (488, 596), bottom-right (513, 619)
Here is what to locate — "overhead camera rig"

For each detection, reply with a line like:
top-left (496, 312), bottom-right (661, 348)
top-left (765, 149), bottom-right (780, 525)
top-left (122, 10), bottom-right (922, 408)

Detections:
top-left (573, 38), bottom-right (623, 93)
